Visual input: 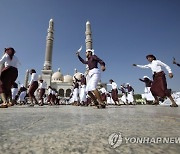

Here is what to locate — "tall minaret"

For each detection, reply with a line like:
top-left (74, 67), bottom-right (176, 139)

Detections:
top-left (44, 19), bottom-right (54, 70)
top-left (41, 19), bottom-right (54, 87)
top-left (85, 21), bottom-right (93, 75)
top-left (85, 21), bottom-right (93, 50)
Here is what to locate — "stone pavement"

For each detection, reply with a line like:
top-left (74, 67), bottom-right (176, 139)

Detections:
top-left (0, 105), bottom-right (180, 154)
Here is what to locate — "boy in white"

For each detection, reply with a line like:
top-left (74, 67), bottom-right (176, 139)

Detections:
top-left (28, 69), bottom-right (39, 106)
top-left (11, 82), bottom-right (18, 105)
top-left (38, 79), bottom-right (47, 105)
top-left (108, 79), bottom-right (120, 105)
top-left (18, 85), bottom-right (27, 105)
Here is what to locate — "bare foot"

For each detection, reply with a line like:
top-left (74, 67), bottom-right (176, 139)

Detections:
top-left (8, 102), bottom-right (14, 107)
top-left (0, 103), bottom-right (8, 108)
top-left (152, 101), bottom-right (159, 105)
top-left (170, 104), bottom-right (178, 107)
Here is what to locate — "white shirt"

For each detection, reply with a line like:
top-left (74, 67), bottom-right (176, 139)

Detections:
top-left (107, 82), bottom-right (118, 89)
top-left (100, 87), bottom-right (107, 93)
top-left (136, 60), bottom-right (172, 74)
top-left (39, 82), bottom-right (47, 89)
top-left (29, 73), bottom-right (38, 85)
top-left (51, 90), bottom-right (56, 95)
top-left (0, 53), bottom-right (20, 68)
top-left (112, 82), bottom-right (118, 89)
top-left (48, 88), bottom-right (52, 95)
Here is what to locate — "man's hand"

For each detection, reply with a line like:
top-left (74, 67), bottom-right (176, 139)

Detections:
top-left (101, 65), bottom-right (106, 71)
top-left (169, 73), bottom-right (173, 78)
top-left (76, 51), bottom-right (80, 56)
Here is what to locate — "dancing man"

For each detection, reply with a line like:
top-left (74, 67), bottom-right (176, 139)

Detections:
top-left (119, 84), bottom-right (127, 105)
top-left (133, 54), bottom-right (178, 107)
top-left (71, 78), bottom-right (80, 106)
top-left (18, 84), bottom-right (27, 105)
top-left (11, 82), bottom-right (19, 105)
top-left (99, 85), bottom-right (107, 105)
top-left (47, 86), bottom-right (53, 105)
top-left (126, 83), bottom-right (135, 105)
top-left (76, 49), bottom-right (106, 108)
top-left (0, 47), bottom-right (20, 108)
top-left (74, 74), bottom-right (87, 106)
top-left (139, 76), bottom-right (154, 104)
top-left (28, 69), bottom-right (39, 106)
top-left (108, 79), bottom-right (120, 105)
top-left (38, 79), bottom-right (47, 106)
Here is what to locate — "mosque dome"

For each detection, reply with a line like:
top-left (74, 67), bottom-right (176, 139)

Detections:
top-left (64, 75), bottom-right (73, 83)
top-left (51, 68), bottom-right (64, 82)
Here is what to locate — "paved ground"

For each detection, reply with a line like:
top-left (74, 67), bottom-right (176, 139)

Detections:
top-left (0, 105), bottom-right (180, 154)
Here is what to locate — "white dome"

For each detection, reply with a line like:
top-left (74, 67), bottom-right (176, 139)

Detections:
top-left (52, 71), bottom-right (63, 82)
top-left (64, 75), bottom-right (73, 83)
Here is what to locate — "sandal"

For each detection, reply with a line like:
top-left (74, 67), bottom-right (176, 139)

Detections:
top-left (0, 103), bottom-right (8, 108)
top-left (29, 103), bottom-right (34, 107)
top-left (152, 101), bottom-right (159, 105)
top-left (8, 102), bottom-right (14, 107)
top-left (170, 104), bottom-right (178, 107)
top-left (97, 104), bottom-right (106, 109)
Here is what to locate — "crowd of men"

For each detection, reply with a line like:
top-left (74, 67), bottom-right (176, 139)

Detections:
top-left (7, 75), bottom-right (136, 107)
top-left (0, 47), bottom-right (179, 108)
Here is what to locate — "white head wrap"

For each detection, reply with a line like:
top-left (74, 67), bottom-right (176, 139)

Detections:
top-left (86, 49), bottom-right (95, 55)
top-left (143, 76), bottom-right (150, 80)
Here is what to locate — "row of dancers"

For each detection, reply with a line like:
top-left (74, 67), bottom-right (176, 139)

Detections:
top-left (0, 47), bottom-right (179, 108)
top-left (11, 83), bottom-right (69, 106)
top-left (69, 78), bottom-right (135, 106)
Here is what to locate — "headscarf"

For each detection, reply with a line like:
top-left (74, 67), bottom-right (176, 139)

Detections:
top-left (146, 54), bottom-right (156, 60)
top-left (86, 49), bottom-right (95, 55)
top-left (30, 69), bottom-right (36, 74)
top-left (143, 76), bottom-right (150, 80)
top-left (5, 47), bottom-right (15, 60)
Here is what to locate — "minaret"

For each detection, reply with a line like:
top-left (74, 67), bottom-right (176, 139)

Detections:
top-left (85, 21), bottom-right (93, 75)
top-left (44, 19), bottom-right (54, 70)
top-left (41, 19), bottom-right (54, 87)
top-left (24, 69), bottom-right (29, 88)
top-left (85, 21), bottom-right (93, 50)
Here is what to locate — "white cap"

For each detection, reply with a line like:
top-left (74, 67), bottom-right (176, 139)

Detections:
top-left (86, 49), bottom-right (95, 55)
top-left (143, 76), bottom-right (150, 79)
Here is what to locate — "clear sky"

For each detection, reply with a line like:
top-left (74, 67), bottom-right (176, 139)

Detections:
top-left (0, 0), bottom-right (180, 94)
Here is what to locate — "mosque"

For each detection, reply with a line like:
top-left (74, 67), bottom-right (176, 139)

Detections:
top-left (47, 67), bottom-right (82, 97)
top-left (24, 19), bottom-right (106, 97)
top-left (24, 19), bottom-right (96, 97)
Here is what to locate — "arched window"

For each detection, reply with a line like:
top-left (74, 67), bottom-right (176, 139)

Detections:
top-left (66, 89), bottom-right (71, 97)
top-left (59, 89), bottom-right (64, 97)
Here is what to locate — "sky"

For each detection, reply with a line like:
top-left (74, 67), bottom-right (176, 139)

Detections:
top-left (0, 0), bottom-right (180, 94)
